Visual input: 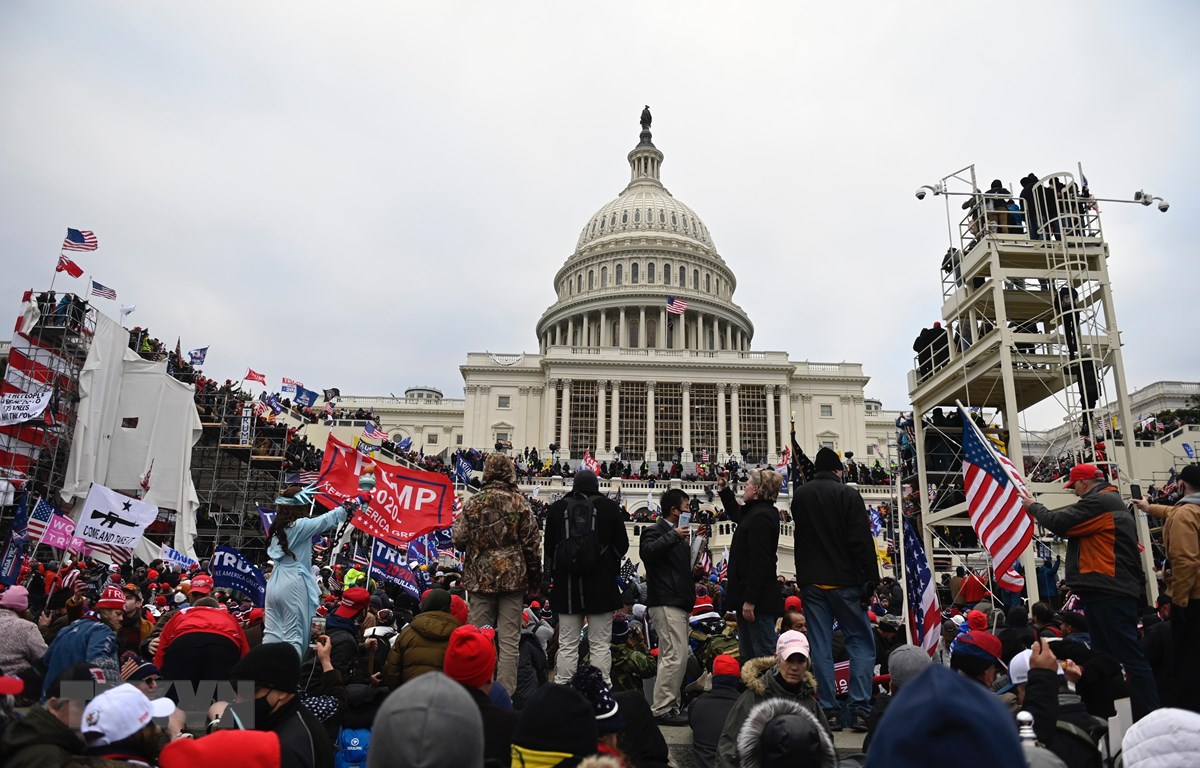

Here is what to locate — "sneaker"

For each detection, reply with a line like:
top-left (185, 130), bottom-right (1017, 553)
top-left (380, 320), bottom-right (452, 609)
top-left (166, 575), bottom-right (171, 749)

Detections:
top-left (824, 710), bottom-right (844, 732)
top-left (655, 710), bottom-right (689, 727)
top-left (851, 710), bottom-right (870, 733)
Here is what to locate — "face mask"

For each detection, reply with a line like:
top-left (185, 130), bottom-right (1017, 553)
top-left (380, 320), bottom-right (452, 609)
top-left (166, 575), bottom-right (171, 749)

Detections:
top-left (254, 695), bottom-right (277, 727)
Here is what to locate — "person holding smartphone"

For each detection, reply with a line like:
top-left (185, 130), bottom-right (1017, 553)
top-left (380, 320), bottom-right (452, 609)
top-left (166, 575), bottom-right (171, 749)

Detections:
top-left (718, 467), bottom-right (785, 665)
top-left (639, 488), bottom-right (695, 726)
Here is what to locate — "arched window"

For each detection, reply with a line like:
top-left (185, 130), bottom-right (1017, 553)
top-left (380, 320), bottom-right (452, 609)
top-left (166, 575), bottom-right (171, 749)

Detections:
top-left (647, 317), bottom-right (658, 347)
top-left (648, 262), bottom-right (656, 284)
top-left (628, 317), bottom-right (639, 348)
top-left (610, 213), bottom-right (617, 227)
top-left (631, 263), bottom-right (639, 284)
top-left (577, 274), bottom-right (582, 293)
top-left (663, 262), bottom-right (671, 285)
top-left (679, 266), bottom-right (686, 286)
top-left (601, 266), bottom-right (608, 287)
top-left (612, 321), bottom-right (620, 346)
top-left (659, 210), bottom-right (666, 224)
top-left (693, 269), bottom-right (699, 289)
top-left (588, 270), bottom-right (594, 290)
top-left (621, 211), bottom-right (628, 225)
top-left (671, 212), bottom-right (678, 226)
top-left (705, 273), bottom-right (711, 293)
top-left (634, 209), bottom-right (641, 224)
top-left (616, 264), bottom-right (623, 285)
top-left (715, 276), bottom-right (720, 295)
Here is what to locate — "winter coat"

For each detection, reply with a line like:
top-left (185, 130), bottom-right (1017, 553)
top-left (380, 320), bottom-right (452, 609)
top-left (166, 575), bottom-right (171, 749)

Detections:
top-left (1146, 493), bottom-right (1200, 607)
top-left (715, 656), bottom-right (826, 768)
top-left (790, 471), bottom-right (878, 588)
top-left (514, 628), bottom-right (548, 709)
top-left (41, 617), bottom-right (119, 699)
top-left (1023, 667), bottom-right (1105, 768)
top-left (543, 475), bottom-right (629, 615)
top-left (2, 704), bottom-right (86, 768)
top-left (464, 684), bottom-right (519, 767)
top-left (609, 641), bottom-right (656, 693)
top-left (719, 490), bottom-right (783, 615)
top-left (380, 610), bottom-right (460, 688)
top-left (639, 518), bottom-right (696, 611)
top-left (0, 608), bottom-right (47, 677)
top-left (1121, 706), bottom-right (1200, 768)
top-left (324, 613), bottom-right (369, 684)
top-left (614, 689), bottom-right (672, 768)
top-left (452, 459), bottom-right (543, 595)
top-left (689, 675), bottom-right (741, 768)
top-left (1030, 484), bottom-right (1145, 600)
top-left (735, 696), bottom-right (837, 768)
top-left (154, 605), bottom-right (250, 668)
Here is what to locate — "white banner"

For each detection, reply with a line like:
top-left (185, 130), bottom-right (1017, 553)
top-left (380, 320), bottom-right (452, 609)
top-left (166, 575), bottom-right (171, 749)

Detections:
top-left (0, 391), bottom-right (52, 426)
top-left (161, 543), bottom-right (197, 569)
top-left (76, 484), bottom-right (159, 550)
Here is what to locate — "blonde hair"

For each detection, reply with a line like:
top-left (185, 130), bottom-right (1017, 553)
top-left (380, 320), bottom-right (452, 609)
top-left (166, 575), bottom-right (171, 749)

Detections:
top-left (749, 468), bottom-right (783, 502)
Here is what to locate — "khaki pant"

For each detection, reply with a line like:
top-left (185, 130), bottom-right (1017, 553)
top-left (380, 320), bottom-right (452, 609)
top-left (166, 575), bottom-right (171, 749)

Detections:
top-left (555, 612), bottom-right (613, 684)
top-left (648, 605), bottom-right (689, 716)
top-left (467, 590), bottom-right (523, 695)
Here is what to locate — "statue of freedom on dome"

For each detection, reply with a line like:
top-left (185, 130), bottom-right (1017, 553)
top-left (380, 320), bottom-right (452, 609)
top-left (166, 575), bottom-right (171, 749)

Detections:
top-left (640, 105), bottom-right (652, 131)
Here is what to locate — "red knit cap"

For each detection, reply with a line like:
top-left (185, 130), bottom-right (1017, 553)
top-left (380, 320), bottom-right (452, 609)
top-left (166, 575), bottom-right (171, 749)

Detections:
top-left (712, 654), bottom-right (741, 678)
top-left (692, 596), bottom-right (714, 616)
top-left (449, 594), bottom-right (469, 625)
top-left (95, 584), bottom-right (126, 610)
top-left (160, 729), bottom-right (280, 768)
top-left (443, 624), bottom-right (496, 688)
top-left (967, 609), bottom-right (988, 632)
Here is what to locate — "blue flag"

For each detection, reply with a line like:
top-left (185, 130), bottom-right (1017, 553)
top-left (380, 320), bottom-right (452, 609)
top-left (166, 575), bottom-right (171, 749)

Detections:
top-left (371, 539), bottom-right (421, 600)
top-left (0, 495), bottom-right (29, 587)
top-left (1184, 443), bottom-right (1194, 459)
top-left (187, 347), bottom-right (208, 366)
top-left (294, 386), bottom-right (319, 409)
top-left (397, 436), bottom-right (412, 452)
top-left (210, 544), bottom-right (267, 607)
top-left (257, 504), bottom-right (276, 535)
top-left (456, 455), bottom-right (473, 485)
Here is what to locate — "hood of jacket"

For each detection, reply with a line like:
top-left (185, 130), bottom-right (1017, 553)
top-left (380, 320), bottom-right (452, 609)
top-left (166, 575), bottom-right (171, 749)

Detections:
top-left (740, 656), bottom-right (818, 697)
top-left (736, 696), bottom-right (837, 768)
top-left (1121, 707), bottom-right (1200, 768)
top-left (482, 453), bottom-right (517, 486)
top-left (410, 610), bottom-right (460, 641)
top-left (572, 469), bottom-right (600, 496)
top-left (1177, 493), bottom-right (1200, 508)
top-left (370, 672), bottom-right (483, 768)
top-left (4, 705), bottom-right (85, 757)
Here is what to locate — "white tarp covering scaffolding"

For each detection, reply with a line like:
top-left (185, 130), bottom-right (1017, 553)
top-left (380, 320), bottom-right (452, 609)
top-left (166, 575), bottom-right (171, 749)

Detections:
top-left (61, 312), bottom-right (202, 559)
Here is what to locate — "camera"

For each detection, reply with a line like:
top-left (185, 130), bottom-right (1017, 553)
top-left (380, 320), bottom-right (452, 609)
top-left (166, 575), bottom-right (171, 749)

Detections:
top-left (1158, 200), bottom-right (1169, 212)
top-left (915, 188), bottom-right (927, 200)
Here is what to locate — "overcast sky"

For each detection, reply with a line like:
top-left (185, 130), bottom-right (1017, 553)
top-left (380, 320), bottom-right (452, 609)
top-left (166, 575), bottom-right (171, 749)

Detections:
top-left (3, 2), bottom-right (1196, 431)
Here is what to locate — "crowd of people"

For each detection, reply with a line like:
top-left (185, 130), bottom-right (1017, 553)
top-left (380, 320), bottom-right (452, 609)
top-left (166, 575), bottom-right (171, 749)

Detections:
top-left (0, 449), bottom-right (1194, 767)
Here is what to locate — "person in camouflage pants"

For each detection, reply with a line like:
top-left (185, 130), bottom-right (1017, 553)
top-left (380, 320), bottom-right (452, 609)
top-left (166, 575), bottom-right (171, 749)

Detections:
top-left (609, 612), bottom-right (656, 693)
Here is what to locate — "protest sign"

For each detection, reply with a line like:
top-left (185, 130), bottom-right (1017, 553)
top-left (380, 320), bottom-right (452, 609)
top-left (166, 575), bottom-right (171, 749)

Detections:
top-left (162, 544), bottom-right (198, 569)
top-left (210, 545), bottom-right (267, 606)
top-left (41, 515), bottom-right (76, 550)
top-left (0, 391), bottom-right (52, 426)
top-left (76, 484), bottom-right (158, 550)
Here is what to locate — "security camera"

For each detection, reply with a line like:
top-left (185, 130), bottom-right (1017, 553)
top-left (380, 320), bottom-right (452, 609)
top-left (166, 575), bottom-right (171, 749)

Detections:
top-left (915, 188), bottom-right (927, 201)
top-left (1158, 200), bottom-right (1169, 212)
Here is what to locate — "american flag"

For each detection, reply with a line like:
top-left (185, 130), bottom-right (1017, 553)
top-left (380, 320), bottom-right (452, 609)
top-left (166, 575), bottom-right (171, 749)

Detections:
top-left (62, 228), bottom-right (98, 252)
top-left (666, 296), bottom-right (688, 315)
top-left (718, 547), bottom-right (729, 581)
top-left (958, 405), bottom-right (1033, 591)
top-left (700, 449), bottom-right (709, 462)
top-left (26, 498), bottom-right (58, 543)
top-left (90, 280), bottom-right (116, 300)
top-left (698, 545), bottom-right (713, 576)
top-left (903, 518), bottom-right (941, 656)
top-left (362, 422), bottom-right (387, 441)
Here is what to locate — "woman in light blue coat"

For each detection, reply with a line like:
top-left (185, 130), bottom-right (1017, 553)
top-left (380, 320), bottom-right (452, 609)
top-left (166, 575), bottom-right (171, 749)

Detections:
top-left (262, 485), bottom-right (361, 660)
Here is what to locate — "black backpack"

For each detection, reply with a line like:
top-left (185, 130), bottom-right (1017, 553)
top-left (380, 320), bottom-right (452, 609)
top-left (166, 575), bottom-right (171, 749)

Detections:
top-left (554, 493), bottom-right (601, 574)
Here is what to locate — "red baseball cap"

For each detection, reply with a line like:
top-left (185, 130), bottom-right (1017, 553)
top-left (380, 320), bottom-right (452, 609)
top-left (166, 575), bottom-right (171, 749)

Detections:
top-left (334, 587), bottom-right (371, 618)
top-left (1064, 463), bottom-right (1105, 489)
top-left (190, 574), bottom-right (214, 595)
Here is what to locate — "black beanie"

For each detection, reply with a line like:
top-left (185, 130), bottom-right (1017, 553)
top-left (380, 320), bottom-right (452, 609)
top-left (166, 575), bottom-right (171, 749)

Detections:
top-left (420, 588), bottom-right (451, 614)
top-left (231, 641), bottom-right (300, 693)
top-left (512, 684), bottom-right (597, 756)
top-left (814, 447), bottom-right (842, 473)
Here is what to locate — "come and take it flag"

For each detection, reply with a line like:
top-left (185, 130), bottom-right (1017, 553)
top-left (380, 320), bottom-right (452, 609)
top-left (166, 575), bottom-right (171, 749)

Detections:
top-left (62, 228), bottom-right (98, 251)
top-left (244, 368), bottom-right (267, 386)
top-left (958, 405), bottom-right (1033, 591)
top-left (75, 483), bottom-right (159, 551)
top-left (903, 517), bottom-right (941, 656)
top-left (56, 255), bottom-right (84, 278)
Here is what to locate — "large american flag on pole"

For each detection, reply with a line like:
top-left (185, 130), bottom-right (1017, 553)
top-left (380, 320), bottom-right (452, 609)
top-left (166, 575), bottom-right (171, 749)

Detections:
top-left (666, 296), bottom-right (688, 315)
top-left (903, 517), bottom-right (941, 656)
top-left (62, 228), bottom-right (98, 252)
top-left (26, 497), bottom-right (58, 543)
top-left (958, 405), bottom-right (1033, 591)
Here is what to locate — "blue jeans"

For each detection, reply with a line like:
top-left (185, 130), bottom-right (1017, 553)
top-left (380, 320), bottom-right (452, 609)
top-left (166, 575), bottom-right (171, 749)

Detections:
top-left (803, 585), bottom-right (875, 716)
top-left (736, 613), bottom-right (779, 663)
top-left (1080, 591), bottom-right (1160, 719)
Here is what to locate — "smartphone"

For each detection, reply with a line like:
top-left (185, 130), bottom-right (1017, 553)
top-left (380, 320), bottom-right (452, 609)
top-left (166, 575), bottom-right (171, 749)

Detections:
top-left (678, 512), bottom-right (691, 529)
top-left (1130, 484), bottom-right (1142, 500)
top-left (311, 615), bottom-right (326, 638)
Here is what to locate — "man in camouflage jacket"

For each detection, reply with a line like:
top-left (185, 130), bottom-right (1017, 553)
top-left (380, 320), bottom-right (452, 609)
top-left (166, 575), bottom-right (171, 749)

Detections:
top-left (453, 452), bottom-right (542, 694)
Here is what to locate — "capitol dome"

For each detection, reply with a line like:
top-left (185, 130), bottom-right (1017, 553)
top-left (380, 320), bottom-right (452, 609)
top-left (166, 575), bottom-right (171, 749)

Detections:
top-left (537, 115), bottom-right (753, 354)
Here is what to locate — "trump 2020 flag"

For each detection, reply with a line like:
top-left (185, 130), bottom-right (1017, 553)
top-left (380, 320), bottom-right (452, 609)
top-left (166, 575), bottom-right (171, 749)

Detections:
top-left (371, 539), bottom-right (421, 600)
top-left (76, 484), bottom-right (159, 551)
top-left (903, 518), bottom-right (941, 656)
top-left (210, 545), bottom-right (267, 606)
top-left (958, 405), bottom-right (1033, 591)
top-left (294, 386), bottom-right (319, 409)
top-left (188, 347), bottom-right (208, 366)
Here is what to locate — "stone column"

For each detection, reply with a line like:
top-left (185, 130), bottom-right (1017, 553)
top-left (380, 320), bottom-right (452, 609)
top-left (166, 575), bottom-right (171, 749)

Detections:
top-left (659, 306), bottom-right (667, 349)
top-left (675, 312), bottom-right (684, 349)
top-left (600, 309), bottom-right (608, 347)
top-left (730, 383), bottom-right (741, 461)
top-left (543, 379), bottom-right (558, 449)
top-left (638, 306), bottom-right (647, 348)
top-left (645, 380), bottom-right (656, 462)
top-left (559, 379), bottom-right (572, 455)
top-left (619, 309), bottom-right (627, 349)
top-left (725, 323), bottom-right (733, 351)
top-left (800, 392), bottom-right (813, 447)
top-left (681, 381), bottom-right (693, 461)
top-left (477, 386), bottom-right (491, 445)
top-left (766, 385), bottom-right (777, 462)
top-left (567, 318), bottom-right (574, 348)
top-left (713, 317), bottom-right (722, 351)
top-left (596, 380), bottom-right (608, 455)
top-left (610, 381), bottom-right (621, 452)
top-left (779, 384), bottom-right (791, 452)
top-left (518, 386), bottom-right (531, 449)
top-left (716, 383), bottom-right (727, 461)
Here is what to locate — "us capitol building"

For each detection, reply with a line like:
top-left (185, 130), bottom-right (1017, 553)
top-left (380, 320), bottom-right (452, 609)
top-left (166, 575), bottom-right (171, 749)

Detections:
top-left (334, 113), bottom-right (897, 465)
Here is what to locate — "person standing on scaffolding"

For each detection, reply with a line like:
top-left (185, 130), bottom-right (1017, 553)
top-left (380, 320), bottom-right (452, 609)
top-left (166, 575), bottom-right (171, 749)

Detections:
top-left (263, 483), bottom-right (363, 661)
top-left (1019, 464), bottom-right (1160, 720)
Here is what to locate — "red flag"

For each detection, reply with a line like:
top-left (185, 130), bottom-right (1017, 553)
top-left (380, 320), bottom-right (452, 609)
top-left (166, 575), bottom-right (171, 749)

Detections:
top-left (56, 255), bottom-right (84, 278)
top-left (244, 368), bottom-right (267, 385)
top-left (316, 435), bottom-right (456, 548)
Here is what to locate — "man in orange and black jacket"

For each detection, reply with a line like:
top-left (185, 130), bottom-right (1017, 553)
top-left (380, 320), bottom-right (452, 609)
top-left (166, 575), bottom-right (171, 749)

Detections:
top-left (1020, 462), bottom-right (1159, 719)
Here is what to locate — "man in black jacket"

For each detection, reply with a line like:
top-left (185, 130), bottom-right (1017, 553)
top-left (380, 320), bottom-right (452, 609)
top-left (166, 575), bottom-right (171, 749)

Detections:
top-left (639, 487), bottom-right (695, 725)
top-left (544, 469), bottom-right (629, 685)
top-left (791, 447), bottom-right (879, 733)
